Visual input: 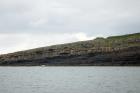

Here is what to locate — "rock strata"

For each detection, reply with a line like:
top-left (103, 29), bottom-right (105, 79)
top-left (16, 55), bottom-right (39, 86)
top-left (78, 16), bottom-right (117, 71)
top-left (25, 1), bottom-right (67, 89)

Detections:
top-left (0, 33), bottom-right (140, 66)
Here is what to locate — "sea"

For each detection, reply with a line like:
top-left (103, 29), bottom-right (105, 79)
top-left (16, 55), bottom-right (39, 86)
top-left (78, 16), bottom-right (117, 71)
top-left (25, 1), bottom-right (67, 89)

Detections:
top-left (0, 67), bottom-right (140, 93)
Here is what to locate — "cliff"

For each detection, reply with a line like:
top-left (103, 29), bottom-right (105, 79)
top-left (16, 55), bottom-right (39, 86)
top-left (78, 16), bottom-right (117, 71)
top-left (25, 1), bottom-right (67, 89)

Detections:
top-left (0, 33), bottom-right (140, 66)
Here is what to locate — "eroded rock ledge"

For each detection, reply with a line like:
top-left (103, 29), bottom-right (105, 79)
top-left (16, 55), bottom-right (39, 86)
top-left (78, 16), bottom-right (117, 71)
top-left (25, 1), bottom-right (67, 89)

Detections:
top-left (0, 33), bottom-right (140, 66)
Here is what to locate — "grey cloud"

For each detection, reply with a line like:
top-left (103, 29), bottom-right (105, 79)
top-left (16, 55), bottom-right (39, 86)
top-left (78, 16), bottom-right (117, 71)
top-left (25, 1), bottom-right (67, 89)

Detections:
top-left (0, 0), bottom-right (140, 35)
top-left (0, 0), bottom-right (140, 54)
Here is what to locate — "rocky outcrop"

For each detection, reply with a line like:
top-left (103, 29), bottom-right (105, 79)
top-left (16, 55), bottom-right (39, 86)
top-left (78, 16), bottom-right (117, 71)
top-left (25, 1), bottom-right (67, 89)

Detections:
top-left (0, 33), bottom-right (140, 66)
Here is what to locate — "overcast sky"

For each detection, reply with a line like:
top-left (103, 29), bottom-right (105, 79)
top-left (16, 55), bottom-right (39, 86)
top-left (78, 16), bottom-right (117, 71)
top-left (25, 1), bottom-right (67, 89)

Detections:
top-left (0, 0), bottom-right (140, 54)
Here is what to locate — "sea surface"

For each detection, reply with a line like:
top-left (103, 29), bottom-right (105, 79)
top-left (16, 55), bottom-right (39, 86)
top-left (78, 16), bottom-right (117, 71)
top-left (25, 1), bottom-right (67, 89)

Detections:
top-left (0, 67), bottom-right (140, 93)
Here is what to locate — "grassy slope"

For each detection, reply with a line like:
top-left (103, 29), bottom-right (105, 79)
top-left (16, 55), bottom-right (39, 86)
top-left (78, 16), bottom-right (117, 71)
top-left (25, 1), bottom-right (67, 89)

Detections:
top-left (0, 33), bottom-right (140, 60)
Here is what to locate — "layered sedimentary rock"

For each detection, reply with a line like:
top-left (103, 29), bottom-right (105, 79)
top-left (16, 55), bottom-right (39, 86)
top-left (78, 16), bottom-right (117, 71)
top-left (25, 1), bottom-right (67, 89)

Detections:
top-left (0, 33), bottom-right (140, 66)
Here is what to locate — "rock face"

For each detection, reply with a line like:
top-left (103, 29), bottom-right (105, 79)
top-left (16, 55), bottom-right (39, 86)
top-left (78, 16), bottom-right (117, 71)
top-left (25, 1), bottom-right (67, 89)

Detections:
top-left (0, 33), bottom-right (140, 66)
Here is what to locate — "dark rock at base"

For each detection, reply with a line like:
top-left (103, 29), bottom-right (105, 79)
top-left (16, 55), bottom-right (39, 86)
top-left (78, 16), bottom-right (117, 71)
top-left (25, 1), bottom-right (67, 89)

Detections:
top-left (0, 33), bottom-right (140, 66)
top-left (1, 47), bottom-right (140, 66)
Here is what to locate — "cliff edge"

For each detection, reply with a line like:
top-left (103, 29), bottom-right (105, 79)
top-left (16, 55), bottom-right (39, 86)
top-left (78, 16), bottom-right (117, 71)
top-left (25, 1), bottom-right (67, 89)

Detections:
top-left (0, 33), bottom-right (140, 66)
